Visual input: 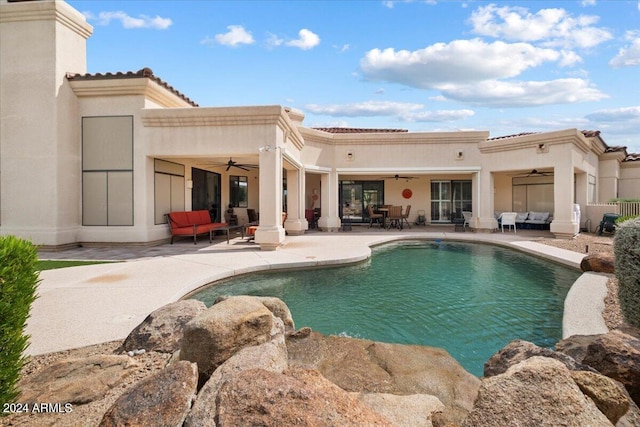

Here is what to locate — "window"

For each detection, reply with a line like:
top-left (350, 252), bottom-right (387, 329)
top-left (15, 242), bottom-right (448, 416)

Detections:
top-left (82, 116), bottom-right (133, 226)
top-left (229, 175), bottom-right (248, 207)
top-left (154, 159), bottom-right (185, 224)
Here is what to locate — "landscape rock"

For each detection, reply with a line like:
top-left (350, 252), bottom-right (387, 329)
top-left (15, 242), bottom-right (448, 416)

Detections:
top-left (581, 330), bottom-right (640, 405)
top-left (99, 360), bottom-right (198, 427)
top-left (213, 366), bottom-right (394, 426)
top-left (581, 253), bottom-right (616, 273)
top-left (351, 392), bottom-right (445, 427)
top-left (180, 295), bottom-right (278, 377)
top-left (286, 330), bottom-right (480, 426)
top-left (570, 370), bottom-right (630, 425)
top-left (555, 334), bottom-right (600, 363)
top-left (215, 294), bottom-right (295, 333)
top-left (18, 355), bottom-right (138, 404)
top-left (184, 329), bottom-right (288, 427)
top-left (462, 356), bottom-right (613, 427)
top-left (121, 299), bottom-right (207, 353)
top-left (484, 339), bottom-right (595, 377)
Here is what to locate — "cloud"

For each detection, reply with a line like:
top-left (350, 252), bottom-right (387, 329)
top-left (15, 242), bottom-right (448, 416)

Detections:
top-left (439, 78), bottom-right (608, 107)
top-left (581, 0), bottom-right (596, 6)
top-left (400, 109), bottom-right (475, 122)
top-left (304, 100), bottom-right (473, 122)
top-left (266, 33), bottom-right (284, 49)
top-left (285, 29), bottom-right (320, 50)
top-left (86, 11), bottom-right (172, 30)
top-left (585, 106), bottom-right (640, 122)
top-left (360, 39), bottom-right (561, 89)
top-left (205, 25), bottom-right (254, 47)
top-left (468, 4), bottom-right (612, 49)
top-left (305, 101), bottom-right (424, 117)
top-left (609, 32), bottom-right (640, 68)
top-left (333, 44), bottom-right (351, 53)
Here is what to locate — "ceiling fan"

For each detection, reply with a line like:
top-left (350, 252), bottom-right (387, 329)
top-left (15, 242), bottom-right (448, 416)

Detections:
top-left (384, 174), bottom-right (416, 181)
top-left (198, 158), bottom-right (258, 171)
top-left (512, 169), bottom-right (554, 177)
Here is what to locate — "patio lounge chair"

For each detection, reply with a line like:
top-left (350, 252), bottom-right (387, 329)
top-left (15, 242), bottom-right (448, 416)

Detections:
top-left (367, 205), bottom-right (383, 228)
top-left (500, 212), bottom-right (517, 233)
top-left (402, 205), bottom-right (412, 229)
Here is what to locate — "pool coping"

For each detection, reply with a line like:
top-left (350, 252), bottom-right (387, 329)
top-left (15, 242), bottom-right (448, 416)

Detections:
top-left (28, 231), bottom-right (603, 356)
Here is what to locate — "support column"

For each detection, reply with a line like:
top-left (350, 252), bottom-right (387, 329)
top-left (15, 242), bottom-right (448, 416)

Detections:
top-left (476, 170), bottom-right (497, 231)
top-left (550, 165), bottom-right (579, 238)
top-left (317, 170), bottom-right (341, 232)
top-left (255, 146), bottom-right (285, 250)
top-left (284, 168), bottom-right (307, 235)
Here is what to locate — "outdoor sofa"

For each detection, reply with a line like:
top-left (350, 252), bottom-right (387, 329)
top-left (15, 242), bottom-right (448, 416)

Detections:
top-left (166, 210), bottom-right (227, 244)
top-left (496, 211), bottom-right (553, 230)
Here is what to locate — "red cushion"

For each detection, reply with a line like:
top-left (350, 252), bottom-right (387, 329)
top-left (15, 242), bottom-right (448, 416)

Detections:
top-left (168, 212), bottom-right (190, 228)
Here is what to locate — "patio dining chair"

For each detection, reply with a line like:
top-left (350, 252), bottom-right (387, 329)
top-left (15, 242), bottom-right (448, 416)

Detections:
top-left (500, 212), bottom-right (517, 233)
top-left (462, 211), bottom-right (472, 229)
top-left (401, 205), bottom-right (412, 229)
top-left (386, 206), bottom-right (403, 230)
top-left (367, 205), bottom-right (383, 228)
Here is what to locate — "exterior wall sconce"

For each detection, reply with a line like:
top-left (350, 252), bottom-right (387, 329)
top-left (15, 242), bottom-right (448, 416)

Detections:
top-left (259, 145), bottom-right (273, 153)
top-left (186, 179), bottom-right (193, 189)
top-left (537, 143), bottom-right (548, 153)
top-left (455, 150), bottom-right (464, 160)
top-left (346, 151), bottom-right (354, 161)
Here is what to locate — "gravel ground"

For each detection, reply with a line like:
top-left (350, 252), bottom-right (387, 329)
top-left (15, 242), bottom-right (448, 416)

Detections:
top-left (2, 232), bottom-right (624, 426)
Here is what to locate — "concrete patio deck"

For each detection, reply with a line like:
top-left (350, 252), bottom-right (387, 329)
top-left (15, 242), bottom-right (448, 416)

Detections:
top-left (29, 225), bottom-right (607, 356)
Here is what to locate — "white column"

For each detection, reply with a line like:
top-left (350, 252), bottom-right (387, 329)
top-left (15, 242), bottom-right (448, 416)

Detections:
top-left (317, 170), bottom-right (341, 232)
top-left (550, 165), bottom-right (579, 238)
top-left (284, 168), bottom-right (307, 235)
top-left (255, 146), bottom-right (285, 250)
top-left (476, 170), bottom-right (497, 231)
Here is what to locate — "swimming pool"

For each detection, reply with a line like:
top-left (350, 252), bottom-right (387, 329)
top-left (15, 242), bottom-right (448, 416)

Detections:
top-left (190, 240), bottom-right (581, 376)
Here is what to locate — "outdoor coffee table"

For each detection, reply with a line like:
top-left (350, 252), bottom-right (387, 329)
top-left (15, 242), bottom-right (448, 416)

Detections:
top-left (216, 223), bottom-right (246, 244)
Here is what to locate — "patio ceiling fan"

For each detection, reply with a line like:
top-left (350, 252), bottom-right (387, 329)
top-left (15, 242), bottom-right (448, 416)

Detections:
top-left (198, 157), bottom-right (258, 171)
top-left (512, 169), bottom-right (554, 177)
top-left (384, 174), bottom-right (416, 181)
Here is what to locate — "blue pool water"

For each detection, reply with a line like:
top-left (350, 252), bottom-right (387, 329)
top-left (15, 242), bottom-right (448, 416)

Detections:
top-left (190, 241), bottom-right (581, 376)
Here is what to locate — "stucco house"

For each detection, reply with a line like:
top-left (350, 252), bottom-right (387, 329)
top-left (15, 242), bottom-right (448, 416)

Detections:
top-left (1, 0), bottom-right (639, 250)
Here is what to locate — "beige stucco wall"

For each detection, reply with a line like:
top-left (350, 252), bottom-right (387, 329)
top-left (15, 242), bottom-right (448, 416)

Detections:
top-left (0, 0), bottom-right (91, 246)
top-left (619, 162), bottom-right (640, 199)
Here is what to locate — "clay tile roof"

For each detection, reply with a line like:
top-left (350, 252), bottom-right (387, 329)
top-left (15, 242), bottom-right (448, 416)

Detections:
top-left (312, 127), bottom-right (408, 134)
top-left (488, 132), bottom-right (539, 141)
top-left (581, 130), bottom-right (602, 138)
top-left (66, 67), bottom-right (198, 106)
top-left (623, 152), bottom-right (640, 162)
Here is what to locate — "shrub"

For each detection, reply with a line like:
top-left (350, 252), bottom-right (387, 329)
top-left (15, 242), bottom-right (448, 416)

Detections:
top-left (614, 217), bottom-right (640, 327)
top-left (608, 197), bottom-right (640, 203)
top-left (616, 215), bottom-right (639, 224)
top-left (0, 236), bottom-right (40, 409)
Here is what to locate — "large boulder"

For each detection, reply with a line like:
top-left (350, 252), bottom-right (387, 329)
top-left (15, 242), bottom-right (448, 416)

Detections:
top-left (180, 295), bottom-right (280, 377)
top-left (462, 357), bottom-right (613, 427)
top-left (99, 360), bottom-right (198, 427)
top-left (555, 333), bottom-right (600, 363)
top-left (581, 330), bottom-right (640, 405)
top-left (212, 367), bottom-right (394, 426)
top-left (570, 370), bottom-right (630, 425)
top-left (121, 299), bottom-right (207, 353)
top-left (286, 330), bottom-right (480, 426)
top-left (18, 355), bottom-right (137, 404)
top-left (351, 392), bottom-right (445, 427)
top-left (215, 294), bottom-right (295, 333)
top-left (484, 339), bottom-right (595, 377)
top-left (184, 333), bottom-right (288, 427)
top-left (581, 253), bottom-right (616, 273)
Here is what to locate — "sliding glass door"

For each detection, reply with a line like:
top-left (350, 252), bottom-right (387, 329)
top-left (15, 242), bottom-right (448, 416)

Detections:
top-left (339, 180), bottom-right (384, 223)
top-left (431, 180), bottom-right (471, 223)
